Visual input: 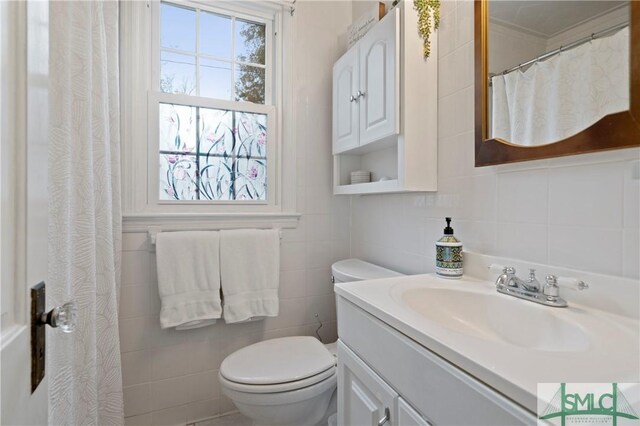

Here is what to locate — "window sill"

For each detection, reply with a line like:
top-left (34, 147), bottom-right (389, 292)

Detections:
top-left (122, 211), bottom-right (301, 233)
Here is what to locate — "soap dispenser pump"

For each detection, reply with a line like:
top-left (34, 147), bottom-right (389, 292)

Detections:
top-left (436, 217), bottom-right (463, 279)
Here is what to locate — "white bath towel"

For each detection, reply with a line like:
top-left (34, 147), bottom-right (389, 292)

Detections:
top-left (220, 229), bottom-right (280, 323)
top-left (156, 231), bottom-right (222, 329)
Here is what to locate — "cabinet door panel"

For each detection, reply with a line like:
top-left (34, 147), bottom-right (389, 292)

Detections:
top-left (333, 50), bottom-right (359, 154)
top-left (338, 341), bottom-right (397, 426)
top-left (398, 398), bottom-right (432, 426)
top-left (359, 10), bottom-right (399, 146)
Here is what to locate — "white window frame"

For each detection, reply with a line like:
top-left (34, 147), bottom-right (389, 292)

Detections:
top-left (120, 0), bottom-right (299, 231)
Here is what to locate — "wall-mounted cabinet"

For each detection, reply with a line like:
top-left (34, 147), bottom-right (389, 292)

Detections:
top-left (332, 1), bottom-right (438, 195)
top-left (333, 9), bottom-right (398, 154)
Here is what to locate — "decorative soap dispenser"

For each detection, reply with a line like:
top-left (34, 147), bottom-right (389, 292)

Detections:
top-left (436, 217), bottom-right (463, 279)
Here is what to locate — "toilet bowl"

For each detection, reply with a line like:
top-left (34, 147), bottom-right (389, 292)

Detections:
top-left (219, 259), bottom-right (403, 426)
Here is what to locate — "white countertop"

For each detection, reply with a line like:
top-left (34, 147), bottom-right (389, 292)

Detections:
top-left (335, 273), bottom-right (640, 412)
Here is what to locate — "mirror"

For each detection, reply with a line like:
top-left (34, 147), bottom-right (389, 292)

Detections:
top-left (474, 0), bottom-right (640, 166)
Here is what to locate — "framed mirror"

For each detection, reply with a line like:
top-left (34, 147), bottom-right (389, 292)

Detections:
top-left (474, 0), bottom-right (640, 166)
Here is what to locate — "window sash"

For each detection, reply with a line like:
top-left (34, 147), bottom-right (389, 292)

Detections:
top-left (148, 91), bottom-right (277, 206)
top-left (154, 0), bottom-right (274, 105)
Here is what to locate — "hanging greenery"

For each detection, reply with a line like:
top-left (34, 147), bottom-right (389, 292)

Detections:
top-left (413, 0), bottom-right (440, 58)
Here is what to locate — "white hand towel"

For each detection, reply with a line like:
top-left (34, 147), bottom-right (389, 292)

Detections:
top-left (156, 231), bottom-right (222, 329)
top-left (220, 229), bottom-right (280, 323)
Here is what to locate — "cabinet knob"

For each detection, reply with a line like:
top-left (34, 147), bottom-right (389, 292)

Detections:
top-left (350, 94), bottom-right (358, 102)
top-left (357, 90), bottom-right (366, 99)
top-left (377, 407), bottom-right (390, 426)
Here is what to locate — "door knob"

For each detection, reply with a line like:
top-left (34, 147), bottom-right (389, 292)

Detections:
top-left (41, 301), bottom-right (77, 333)
top-left (31, 283), bottom-right (77, 393)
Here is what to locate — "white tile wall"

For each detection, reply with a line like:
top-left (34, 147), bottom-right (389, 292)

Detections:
top-left (351, 0), bottom-right (640, 281)
top-left (120, 2), bottom-right (352, 424)
top-left (120, 1), bottom-right (640, 423)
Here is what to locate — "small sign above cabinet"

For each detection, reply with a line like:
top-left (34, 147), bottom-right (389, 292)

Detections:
top-left (347, 2), bottom-right (386, 48)
top-left (332, 1), bottom-right (438, 195)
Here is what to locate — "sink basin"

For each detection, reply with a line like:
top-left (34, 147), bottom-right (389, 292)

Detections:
top-left (336, 272), bottom-right (640, 413)
top-left (401, 287), bottom-right (590, 352)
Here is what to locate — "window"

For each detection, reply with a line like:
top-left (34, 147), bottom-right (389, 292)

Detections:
top-left (159, 2), bottom-right (269, 103)
top-left (152, 1), bottom-right (275, 203)
top-left (120, 0), bottom-right (296, 221)
top-left (158, 103), bottom-right (267, 200)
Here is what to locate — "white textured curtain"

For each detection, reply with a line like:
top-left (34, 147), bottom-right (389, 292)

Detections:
top-left (48, 1), bottom-right (124, 424)
top-left (491, 27), bottom-right (629, 146)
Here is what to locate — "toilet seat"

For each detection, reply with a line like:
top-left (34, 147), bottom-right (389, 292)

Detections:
top-left (219, 367), bottom-right (336, 393)
top-left (220, 336), bottom-right (336, 392)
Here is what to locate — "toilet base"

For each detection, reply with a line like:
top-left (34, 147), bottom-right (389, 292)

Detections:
top-left (223, 374), bottom-right (337, 426)
top-left (315, 388), bottom-right (337, 426)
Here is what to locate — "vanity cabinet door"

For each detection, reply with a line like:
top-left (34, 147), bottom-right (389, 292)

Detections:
top-left (338, 341), bottom-right (397, 426)
top-left (358, 9), bottom-right (399, 147)
top-left (398, 398), bottom-right (432, 426)
top-left (333, 49), bottom-right (360, 154)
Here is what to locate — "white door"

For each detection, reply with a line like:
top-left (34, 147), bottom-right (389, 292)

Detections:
top-left (333, 49), bottom-right (360, 154)
top-left (358, 9), bottom-right (399, 147)
top-left (337, 341), bottom-right (397, 426)
top-left (1, 1), bottom-right (50, 424)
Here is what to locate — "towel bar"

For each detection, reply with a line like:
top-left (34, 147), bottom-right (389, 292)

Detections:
top-left (147, 226), bottom-right (283, 251)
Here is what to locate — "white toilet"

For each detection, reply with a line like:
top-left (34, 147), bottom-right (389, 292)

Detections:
top-left (219, 259), bottom-right (403, 426)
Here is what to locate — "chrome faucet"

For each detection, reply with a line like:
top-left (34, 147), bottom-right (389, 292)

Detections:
top-left (496, 267), bottom-right (541, 292)
top-left (491, 265), bottom-right (588, 308)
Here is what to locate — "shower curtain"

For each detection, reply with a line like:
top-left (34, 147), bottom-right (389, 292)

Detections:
top-left (48, 1), bottom-right (124, 424)
top-left (491, 27), bottom-right (629, 146)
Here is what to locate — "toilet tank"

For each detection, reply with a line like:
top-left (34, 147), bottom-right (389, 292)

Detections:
top-left (331, 259), bottom-right (404, 283)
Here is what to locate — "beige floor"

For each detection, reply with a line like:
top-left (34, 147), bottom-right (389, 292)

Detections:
top-left (194, 412), bottom-right (252, 426)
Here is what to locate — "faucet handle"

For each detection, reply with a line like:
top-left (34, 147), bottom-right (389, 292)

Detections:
top-left (544, 275), bottom-right (588, 304)
top-left (543, 275), bottom-right (560, 300)
top-left (557, 277), bottom-right (589, 291)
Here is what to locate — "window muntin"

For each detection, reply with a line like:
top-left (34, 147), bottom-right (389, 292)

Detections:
top-left (159, 2), bottom-right (268, 104)
top-left (159, 102), bottom-right (268, 201)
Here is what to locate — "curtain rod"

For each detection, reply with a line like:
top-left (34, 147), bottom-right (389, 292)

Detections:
top-left (489, 22), bottom-right (629, 79)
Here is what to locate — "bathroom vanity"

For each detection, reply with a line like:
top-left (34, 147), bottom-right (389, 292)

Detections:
top-left (335, 273), bottom-right (640, 425)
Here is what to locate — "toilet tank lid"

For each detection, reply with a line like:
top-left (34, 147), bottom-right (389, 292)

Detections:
top-left (220, 336), bottom-right (335, 385)
top-left (331, 259), bottom-right (403, 282)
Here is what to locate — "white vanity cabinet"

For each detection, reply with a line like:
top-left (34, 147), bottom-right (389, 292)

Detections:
top-left (339, 341), bottom-right (431, 426)
top-left (332, 1), bottom-right (438, 195)
top-left (338, 341), bottom-right (397, 426)
top-left (336, 296), bottom-right (536, 425)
